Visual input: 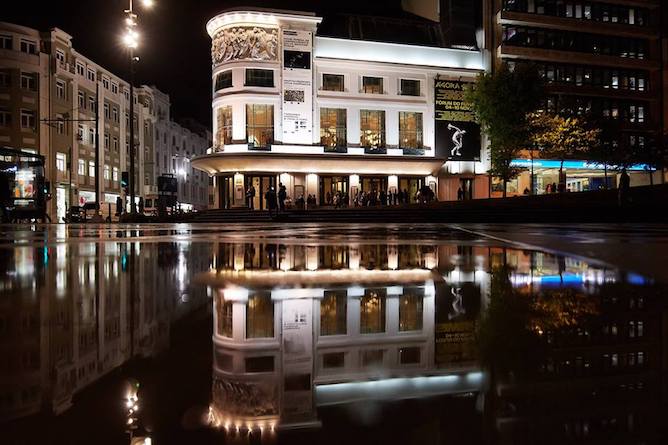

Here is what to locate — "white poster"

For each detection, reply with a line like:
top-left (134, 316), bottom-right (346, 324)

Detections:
top-left (282, 29), bottom-right (313, 145)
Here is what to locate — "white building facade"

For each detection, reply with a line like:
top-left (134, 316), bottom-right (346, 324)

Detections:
top-left (192, 9), bottom-right (490, 210)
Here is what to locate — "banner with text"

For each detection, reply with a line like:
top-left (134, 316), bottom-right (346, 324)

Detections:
top-left (434, 80), bottom-right (481, 161)
top-left (282, 29), bottom-right (313, 145)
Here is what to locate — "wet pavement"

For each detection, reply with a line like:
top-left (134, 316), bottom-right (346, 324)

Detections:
top-left (0, 223), bottom-right (666, 444)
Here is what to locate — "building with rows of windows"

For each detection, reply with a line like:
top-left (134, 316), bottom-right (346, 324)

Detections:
top-left (0, 22), bottom-right (210, 222)
top-left (483, 0), bottom-right (665, 194)
top-left (192, 8), bottom-right (490, 209)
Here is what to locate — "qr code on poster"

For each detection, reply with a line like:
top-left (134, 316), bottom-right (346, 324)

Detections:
top-left (284, 90), bottom-right (304, 103)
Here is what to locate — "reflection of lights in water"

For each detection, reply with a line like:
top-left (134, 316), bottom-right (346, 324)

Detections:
top-left (56, 269), bottom-right (66, 298)
top-left (177, 252), bottom-right (187, 291)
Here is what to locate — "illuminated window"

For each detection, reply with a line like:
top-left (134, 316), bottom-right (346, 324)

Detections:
top-left (215, 106), bottom-right (232, 148)
top-left (78, 159), bottom-right (85, 175)
top-left (320, 291), bottom-right (346, 335)
top-left (216, 294), bottom-right (233, 338)
top-left (246, 104), bottom-right (273, 148)
top-left (103, 164), bottom-right (110, 180)
top-left (246, 294), bottom-right (273, 338)
top-left (360, 110), bottom-right (385, 149)
top-left (399, 293), bottom-right (423, 331)
top-left (398, 112), bottom-right (423, 149)
top-left (360, 289), bottom-right (386, 334)
top-left (362, 76), bottom-right (383, 94)
top-left (88, 160), bottom-right (95, 177)
top-left (322, 74), bottom-right (344, 91)
top-left (56, 153), bottom-right (66, 172)
top-left (320, 108), bottom-right (347, 150)
top-left (113, 167), bottom-right (119, 181)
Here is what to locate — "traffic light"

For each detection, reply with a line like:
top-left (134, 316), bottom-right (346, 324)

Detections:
top-left (121, 171), bottom-right (129, 192)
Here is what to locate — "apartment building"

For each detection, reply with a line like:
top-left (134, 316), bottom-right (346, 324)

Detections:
top-left (0, 22), bottom-right (209, 221)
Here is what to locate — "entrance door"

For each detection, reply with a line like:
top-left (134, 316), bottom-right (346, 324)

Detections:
top-left (319, 176), bottom-right (349, 206)
top-left (245, 175), bottom-right (276, 210)
top-left (219, 175), bottom-right (234, 209)
top-left (398, 177), bottom-right (424, 204)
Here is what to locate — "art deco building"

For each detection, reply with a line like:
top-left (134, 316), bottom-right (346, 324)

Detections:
top-left (0, 22), bottom-right (209, 221)
top-left (192, 8), bottom-right (490, 209)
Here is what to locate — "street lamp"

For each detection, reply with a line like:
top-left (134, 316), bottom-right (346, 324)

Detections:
top-left (121, 0), bottom-right (155, 214)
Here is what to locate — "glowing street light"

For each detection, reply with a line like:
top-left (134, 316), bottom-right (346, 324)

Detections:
top-left (120, 0), bottom-right (156, 215)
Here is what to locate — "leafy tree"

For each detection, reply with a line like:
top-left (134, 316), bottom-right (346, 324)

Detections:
top-left (529, 111), bottom-right (601, 191)
top-left (466, 63), bottom-right (544, 197)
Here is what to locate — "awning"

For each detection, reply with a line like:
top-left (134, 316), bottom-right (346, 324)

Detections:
top-left (191, 152), bottom-right (446, 176)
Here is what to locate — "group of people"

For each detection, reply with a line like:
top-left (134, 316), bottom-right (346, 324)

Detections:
top-left (246, 183), bottom-right (437, 215)
top-left (352, 186), bottom-right (436, 207)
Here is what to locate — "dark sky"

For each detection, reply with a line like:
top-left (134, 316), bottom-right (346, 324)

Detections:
top-left (5, 0), bottom-right (401, 125)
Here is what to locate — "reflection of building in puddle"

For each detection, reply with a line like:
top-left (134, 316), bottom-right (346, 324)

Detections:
top-left (0, 240), bottom-right (211, 422)
top-left (206, 242), bottom-right (493, 438)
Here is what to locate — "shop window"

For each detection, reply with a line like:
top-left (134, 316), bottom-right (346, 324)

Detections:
top-left (398, 111), bottom-right (423, 149)
top-left (246, 104), bottom-right (273, 148)
top-left (322, 73), bottom-right (344, 91)
top-left (360, 110), bottom-right (385, 149)
top-left (245, 69), bottom-right (274, 87)
top-left (362, 76), bottom-right (383, 94)
top-left (246, 294), bottom-right (273, 338)
top-left (216, 106), bottom-right (232, 148)
top-left (320, 108), bottom-right (347, 150)
top-left (320, 291), bottom-right (347, 335)
top-left (360, 289), bottom-right (386, 334)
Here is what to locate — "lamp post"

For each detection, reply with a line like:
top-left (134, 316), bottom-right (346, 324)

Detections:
top-left (122, 0), bottom-right (155, 214)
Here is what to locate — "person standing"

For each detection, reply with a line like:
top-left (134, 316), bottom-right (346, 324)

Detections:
top-left (265, 186), bottom-right (277, 217)
top-left (618, 168), bottom-right (631, 207)
top-left (457, 187), bottom-right (464, 201)
top-left (247, 185), bottom-right (256, 210)
top-left (278, 182), bottom-right (287, 213)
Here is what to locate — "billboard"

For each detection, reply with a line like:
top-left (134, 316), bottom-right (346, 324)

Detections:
top-left (434, 282), bottom-right (481, 366)
top-left (434, 79), bottom-right (481, 161)
top-left (282, 29), bottom-right (313, 145)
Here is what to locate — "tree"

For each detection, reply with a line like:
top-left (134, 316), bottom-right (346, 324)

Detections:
top-left (466, 63), bottom-right (544, 197)
top-left (529, 111), bottom-right (601, 192)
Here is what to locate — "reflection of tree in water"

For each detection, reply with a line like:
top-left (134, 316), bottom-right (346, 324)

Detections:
top-left (477, 264), bottom-right (600, 378)
top-left (211, 378), bottom-right (278, 417)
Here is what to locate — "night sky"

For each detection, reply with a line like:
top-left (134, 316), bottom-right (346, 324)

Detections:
top-left (4, 0), bottom-right (400, 125)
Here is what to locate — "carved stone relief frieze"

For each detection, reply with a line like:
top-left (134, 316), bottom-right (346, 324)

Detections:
top-left (211, 26), bottom-right (278, 65)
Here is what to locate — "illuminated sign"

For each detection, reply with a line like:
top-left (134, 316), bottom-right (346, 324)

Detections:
top-left (434, 80), bottom-right (480, 161)
top-left (510, 159), bottom-right (653, 171)
top-left (282, 29), bottom-right (313, 145)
